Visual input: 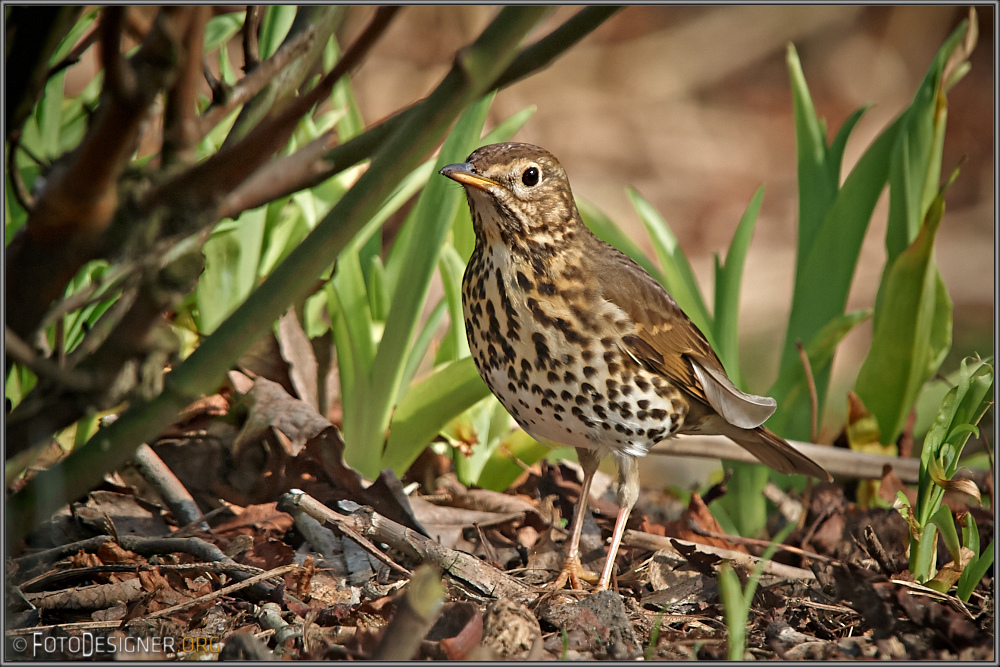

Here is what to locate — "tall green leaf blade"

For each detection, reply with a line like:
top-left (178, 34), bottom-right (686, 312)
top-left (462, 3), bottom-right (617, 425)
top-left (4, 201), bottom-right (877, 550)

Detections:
top-left (435, 243), bottom-right (471, 364)
top-left (348, 94), bottom-right (497, 476)
top-left (712, 185), bottom-right (764, 389)
top-left (885, 21), bottom-right (969, 264)
top-left (776, 115), bottom-right (902, 439)
top-left (258, 5), bottom-right (297, 59)
top-left (383, 357), bottom-right (493, 475)
top-left (853, 186), bottom-right (953, 445)
top-left (398, 299), bottom-right (448, 399)
top-left (787, 43), bottom-right (837, 264)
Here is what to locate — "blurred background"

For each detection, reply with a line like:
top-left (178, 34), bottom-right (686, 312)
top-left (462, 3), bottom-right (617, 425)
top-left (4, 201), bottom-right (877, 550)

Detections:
top-left (342, 5), bottom-right (995, 485)
top-left (62, 6), bottom-right (993, 483)
top-left (344, 4), bottom-right (994, 430)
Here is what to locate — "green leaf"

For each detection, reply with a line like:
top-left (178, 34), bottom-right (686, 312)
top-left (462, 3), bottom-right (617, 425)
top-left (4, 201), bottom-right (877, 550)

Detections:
top-left (258, 5), bottom-right (297, 59)
top-left (718, 563), bottom-right (748, 660)
top-left (885, 20), bottom-right (969, 263)
top-left (435, 243), bottom-right (471, 364)
top-left (399, 300), bottom-right (449, 396)
top-left (383, 358), bottom-right (494, 475)
top-left (628, 187), bottom-right (714, 346)
top-left (345, 93), bottom-right (497, 477)
top-left (786, 43), bottom-right (840, 262)
top-left (928, 504), bottom-right (962, 566)
top-left (777, 113), bottom-right (902, 439)
top-left (853, 183), bottom-right (953, 445)
top-left (475, 430), bottom-right (571, 491)
top-left (204, 12), bottom-right (245, 53)
top-left (712, 185), bottom-right (764, 389)
top-left (957, 540), bottom-right (993, 602)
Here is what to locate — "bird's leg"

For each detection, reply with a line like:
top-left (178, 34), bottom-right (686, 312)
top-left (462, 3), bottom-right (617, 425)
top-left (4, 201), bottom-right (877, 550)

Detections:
top-left (548, 447), bottom-right (601, 590)
top-left (596, 454), bottom-right (640, 590)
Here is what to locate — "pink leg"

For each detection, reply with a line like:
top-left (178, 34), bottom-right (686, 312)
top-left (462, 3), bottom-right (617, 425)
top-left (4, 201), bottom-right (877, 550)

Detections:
top-left (548, 448), bottom-right (601, 589)
top-left (596, 454), bottom-right (639, 590)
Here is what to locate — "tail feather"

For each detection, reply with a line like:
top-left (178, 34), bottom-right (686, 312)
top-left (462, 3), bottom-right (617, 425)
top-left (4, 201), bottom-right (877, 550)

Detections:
top-left (722, 423), bottom-right (831, 481)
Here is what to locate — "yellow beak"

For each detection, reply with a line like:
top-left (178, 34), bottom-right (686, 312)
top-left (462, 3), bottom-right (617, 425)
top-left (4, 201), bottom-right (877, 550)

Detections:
top-left (439, 162), bottom-right (498, 191)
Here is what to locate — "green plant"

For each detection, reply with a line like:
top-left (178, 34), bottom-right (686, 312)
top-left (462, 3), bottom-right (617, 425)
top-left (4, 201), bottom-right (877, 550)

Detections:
top-left (717, 527), bottom-right (791, 660)
top-left (895, 356), bottom-right (993, 595)
top-left (645, 609), bottom-right (666, 660)
top-left (5, 6), bottom-right (623, 543)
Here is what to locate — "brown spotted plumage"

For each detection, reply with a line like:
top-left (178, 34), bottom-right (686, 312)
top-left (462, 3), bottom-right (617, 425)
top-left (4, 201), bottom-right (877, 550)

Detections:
top-left (441, 142), bottom-right (830, 591)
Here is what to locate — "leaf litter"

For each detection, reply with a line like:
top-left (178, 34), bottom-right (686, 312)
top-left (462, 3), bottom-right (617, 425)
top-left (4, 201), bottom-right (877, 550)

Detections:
top-left (6, 375), bottom-right (993, 660)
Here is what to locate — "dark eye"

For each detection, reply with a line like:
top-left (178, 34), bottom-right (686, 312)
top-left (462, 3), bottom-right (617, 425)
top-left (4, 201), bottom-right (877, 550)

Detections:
top-left (521, 166), bottom-right (540, 187)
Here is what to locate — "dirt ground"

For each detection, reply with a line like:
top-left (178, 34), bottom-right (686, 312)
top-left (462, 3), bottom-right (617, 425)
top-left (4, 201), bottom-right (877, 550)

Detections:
top-left (5, 373), bottom-right (993, 660)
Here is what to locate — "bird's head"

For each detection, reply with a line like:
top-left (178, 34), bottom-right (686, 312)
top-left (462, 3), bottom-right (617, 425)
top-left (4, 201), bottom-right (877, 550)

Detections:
top-left (440, 142), bottom-right (582, 255)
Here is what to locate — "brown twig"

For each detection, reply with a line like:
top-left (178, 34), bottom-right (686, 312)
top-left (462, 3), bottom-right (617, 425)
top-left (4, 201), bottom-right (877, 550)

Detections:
top-left (234, 7), bottom-right (621, 214)
top-left (197, 23), bottom-right (318, 139)
top-left (132, 443), bottom-right (206, 529)
top-left (143, 563), bottom-right (298, 620)
top-left (144, 7), bottom-right (399, 217)
top-left (6, 6), bottom-right (188, 342)
top-left (861, 525), bottom-right (897, 575)
top-left (161, 6), bottom-right (210, 167)
top-left (242, 5), bottom-right (262, 71)
top-left (650, 435), bottom-right (988, 487)
top-left (685, 519), bottom-right (836, 565)
top-left (796, 340), bottom-right (819, 443)
top-left (281, 490), bottom-right (535, 600)
top-left (622, 530), bottom-right (818, 580)
top-left (6, 134), bottom-right (35, 212)
top-left (4, 326), bottom-right (95, 391)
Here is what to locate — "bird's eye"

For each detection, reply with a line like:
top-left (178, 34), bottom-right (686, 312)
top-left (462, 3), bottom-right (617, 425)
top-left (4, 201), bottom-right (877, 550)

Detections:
top-left (521, 166), bottom-right (540, 187)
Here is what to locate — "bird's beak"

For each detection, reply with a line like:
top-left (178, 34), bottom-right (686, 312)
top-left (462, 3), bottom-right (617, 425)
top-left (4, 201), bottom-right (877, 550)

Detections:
top-left (439, 162), bottom-right (497, 191)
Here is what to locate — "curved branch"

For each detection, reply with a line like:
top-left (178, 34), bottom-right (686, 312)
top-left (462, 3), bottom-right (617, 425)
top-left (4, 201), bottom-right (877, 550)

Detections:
top-left (220, 6), bottom-right (623, 220)
top-left (161, 6), bottom-right (210, 168)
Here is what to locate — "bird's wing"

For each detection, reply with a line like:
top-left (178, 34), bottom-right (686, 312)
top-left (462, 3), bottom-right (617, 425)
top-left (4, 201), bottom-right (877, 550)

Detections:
top-left (593, 241), bottom-right (775, 429)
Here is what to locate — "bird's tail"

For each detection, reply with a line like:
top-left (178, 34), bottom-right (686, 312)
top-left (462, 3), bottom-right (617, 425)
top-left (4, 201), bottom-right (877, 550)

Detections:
top-left (720, 423), bottom-right (831, 481)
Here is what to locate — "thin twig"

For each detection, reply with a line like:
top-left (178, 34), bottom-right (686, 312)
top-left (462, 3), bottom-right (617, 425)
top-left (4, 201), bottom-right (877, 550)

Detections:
top-left (4, 326), bottom-right (95, 391)
top-left (622, 530), bottom-right (818, 580)
top-left (649, 435), bottom-right (988, 487)
top-left (161, 6), bottom-right (209, 167)
top-left (143, 563), bottom-right (297, 620)
top-left (220, 6), bottom-right (620, 218)
top-left (242, 5), bottom-right (262, 71)
top-left (6, 134), bottom-right (35, 211)
top-left (197, 23), bottom-right (317, 138)
top-left (685, 520), bottom-right (836, 565)
top-left (133, 443), bottom-right (206, 529)
top-left (796, 340), bottom-right (819, 443)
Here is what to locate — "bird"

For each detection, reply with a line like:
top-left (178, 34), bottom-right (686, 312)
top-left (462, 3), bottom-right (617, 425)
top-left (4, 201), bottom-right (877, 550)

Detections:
top-left (440, 142), bottom-right (830, 591)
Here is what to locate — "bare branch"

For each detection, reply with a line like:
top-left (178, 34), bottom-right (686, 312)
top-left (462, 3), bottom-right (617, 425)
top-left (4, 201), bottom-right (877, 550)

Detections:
top-left (243, 5), bottom-right (262, 71)
top-left (6, 7), bottom-right (188, 340)
top-left (143, 7), bottom-right (399, 216)
top-left (161, 6), bottom-right (210, 167)
top-left (196, 25), bottom-right (318, 140)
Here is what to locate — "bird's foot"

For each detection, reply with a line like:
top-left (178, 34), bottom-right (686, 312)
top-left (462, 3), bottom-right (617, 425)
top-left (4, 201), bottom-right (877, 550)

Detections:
top-left (546, 557), bottom-right (599, 590)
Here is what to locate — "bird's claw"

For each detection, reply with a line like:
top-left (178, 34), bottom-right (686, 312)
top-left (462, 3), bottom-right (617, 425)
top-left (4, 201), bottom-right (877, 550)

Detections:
top-left (546, 558), bottom-right (599, 590)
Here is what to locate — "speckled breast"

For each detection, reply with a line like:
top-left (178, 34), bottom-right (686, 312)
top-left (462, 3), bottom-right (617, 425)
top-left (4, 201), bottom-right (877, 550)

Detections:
top-left (461, 242), bottom-right (687, 457)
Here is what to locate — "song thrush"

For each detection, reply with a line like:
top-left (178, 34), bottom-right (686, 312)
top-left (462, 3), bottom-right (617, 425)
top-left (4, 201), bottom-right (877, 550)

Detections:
top-left (441, 142), bottom-right (830, 591)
